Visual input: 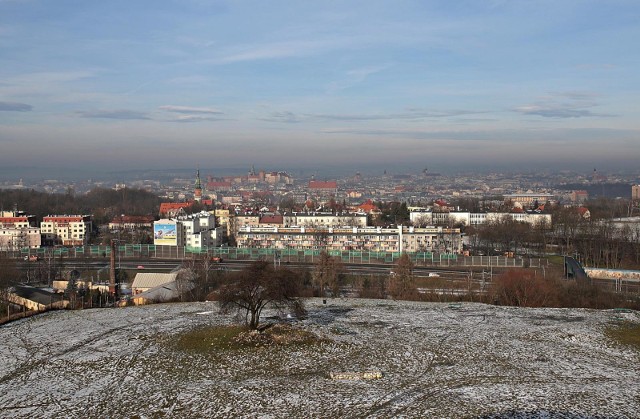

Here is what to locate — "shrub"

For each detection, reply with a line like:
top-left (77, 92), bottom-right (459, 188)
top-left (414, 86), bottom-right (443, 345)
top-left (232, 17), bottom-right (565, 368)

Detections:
top-left (487, 269), bottom-right (640, 310)
top-left (487, 269), bottom-right (555, 307)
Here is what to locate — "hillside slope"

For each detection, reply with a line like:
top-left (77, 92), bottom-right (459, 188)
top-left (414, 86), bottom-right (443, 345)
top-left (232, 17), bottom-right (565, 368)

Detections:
top-left (0, 300), bottom-right (638, 418)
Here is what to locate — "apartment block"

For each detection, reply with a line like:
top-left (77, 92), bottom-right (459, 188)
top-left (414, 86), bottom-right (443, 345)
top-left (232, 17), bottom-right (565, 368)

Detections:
top-left (154, 211), bottom-right (223, 249)
top-left (236, 225), bottom-right (463, 254)
top-left (41, 215), bottom-right (92, 246)
top-left (410, 210), bottom-right (552, 227)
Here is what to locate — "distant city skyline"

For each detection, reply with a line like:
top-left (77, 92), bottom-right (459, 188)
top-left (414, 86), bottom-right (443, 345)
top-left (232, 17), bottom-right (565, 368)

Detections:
top-left (1, 1), bottom-right (639, 175)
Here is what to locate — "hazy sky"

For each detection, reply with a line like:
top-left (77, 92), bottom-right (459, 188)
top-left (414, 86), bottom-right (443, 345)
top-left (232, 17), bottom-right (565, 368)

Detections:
top-left (1, 0), bottom-right (639, 176)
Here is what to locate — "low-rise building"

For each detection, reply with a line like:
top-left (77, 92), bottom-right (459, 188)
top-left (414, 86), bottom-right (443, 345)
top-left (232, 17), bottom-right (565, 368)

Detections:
top-left (131, 272), bottom-right (178, 295)
top-left (159, 202), bottom-right (191, 217)
top-left (131, 271), bottom-right (193, 305)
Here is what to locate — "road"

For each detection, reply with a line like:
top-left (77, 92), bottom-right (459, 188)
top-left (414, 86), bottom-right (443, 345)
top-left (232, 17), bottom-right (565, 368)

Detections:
top-left (19, 257), bottom-right (482, 280)
top-left (18, 257), bottom-right (638, 294)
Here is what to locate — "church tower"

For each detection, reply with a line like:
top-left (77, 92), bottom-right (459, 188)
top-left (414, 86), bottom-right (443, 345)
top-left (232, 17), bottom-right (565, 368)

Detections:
top-left (194, 168), bottom-right (203, 202)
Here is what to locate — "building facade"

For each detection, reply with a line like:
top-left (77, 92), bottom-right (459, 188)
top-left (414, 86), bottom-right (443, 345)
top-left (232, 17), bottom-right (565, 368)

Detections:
top-left (285, 212), bottom-right (368, 228)
top-left (41, 215), bottom-right (92, 246)
top-left (236, 225), bottom-right (462, 254)
top-left (504, 193), bottom-right (555, 206)
top-left (308, 180), bottom-right (338, 199)
top-left (0, 226), bottom-right (41, 250)
top-left (0, 210), bottom-right (41, 250)
top-left (410, 210), bottom-right (552, 227)
top-left (632, 185), bottom-right (640, 201)
top-left (108, 215), bottom-right (155, 230)
top-left (154, 211), bottom-right (223, 249)
top-left (231, 212), bottom-right (369, 238)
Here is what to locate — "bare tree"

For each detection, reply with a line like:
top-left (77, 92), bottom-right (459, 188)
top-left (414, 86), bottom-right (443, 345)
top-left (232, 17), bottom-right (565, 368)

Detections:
top-left (412, 214), bottom-right (432, 228)
top-left (530, 217), bottom-right (551, 256)
top-left (312, 229), bottom-right (330, 251)
top-left (218, 261), bottom-right (304, 329)
top-left (388, 253), bottom-right (418, 300)
top-left (182, 254), bottom-right (224, 300)
top-left (313, 251), bottom-right (345, 297)
top-left (0, 254), bottom-right (19, 318)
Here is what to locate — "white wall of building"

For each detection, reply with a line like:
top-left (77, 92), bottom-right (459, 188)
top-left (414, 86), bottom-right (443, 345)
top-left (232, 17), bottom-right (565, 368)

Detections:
top-left (410, 210), bottom-right (552, 227)
top-left (236, 225), bottom-right (462, 254)
top-left (41, 216), bottom-right (91, 246)
top-left (155, 212), bottom-right (223, 248)
top-left (0, 227), bottom-right (41, 250)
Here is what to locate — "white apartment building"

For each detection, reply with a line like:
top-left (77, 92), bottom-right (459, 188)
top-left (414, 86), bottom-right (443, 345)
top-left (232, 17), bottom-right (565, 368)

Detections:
top-left (41, 215), bottom-right (92, 246)
top-left (0, 211), bottom-right (40, 249)
top-left (283, 212), bottom-right (368, 228)
top-left (154, 211), bottom-right (223, 249)
top-left (232, 212), bottom-right (368, 236)
top-left (236, 225), bottom-right (463, 254)
top-left (0, 227), bottom-right (41, 250)
top-left (410, 210), bottom-right (552, 227)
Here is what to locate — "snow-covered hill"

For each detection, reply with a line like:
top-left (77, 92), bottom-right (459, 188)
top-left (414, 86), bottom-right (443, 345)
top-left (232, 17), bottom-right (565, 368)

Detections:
top-left (0, 299), bottom-right (638, 418)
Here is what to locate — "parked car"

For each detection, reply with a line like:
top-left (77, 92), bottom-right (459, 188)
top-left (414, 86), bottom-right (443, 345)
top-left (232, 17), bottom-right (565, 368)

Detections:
top-left (211, 257), bottom-right (223, 263)
top-left (428, 272), bottom-right (440, 277)
top-left (137, 265), bottom-right (145, 269)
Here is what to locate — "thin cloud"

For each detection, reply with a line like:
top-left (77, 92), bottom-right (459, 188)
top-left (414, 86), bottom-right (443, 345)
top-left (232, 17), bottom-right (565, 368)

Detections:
top-left (166, 115), bottom-right (226, 123)
top-left (76, 109), bottom-right (150, 120)
top-left (8, 71), bottom-right (94, 84)
top-left (514, 106), bottom-right (600, 118)
top-left (514, 91), bottom-right (612, 119)
top-left (551, 91), bottom-right (600, 101)
top-left (217, 39), bottom-right (338, 64)
top-left (322, 127), bottom-right (637, 142)
top-left (309, 109), bottom-right (484, 121)
top-left (321, 128), bottom-right (490, 141)
top-left (0, 101), bottom-right (32, 111)
top-left (327, 63), bottom-right (393, 92)
top-left (159, 105), bottom-right (223, 114)
top-left (260, 111), bottom-right (301, 123)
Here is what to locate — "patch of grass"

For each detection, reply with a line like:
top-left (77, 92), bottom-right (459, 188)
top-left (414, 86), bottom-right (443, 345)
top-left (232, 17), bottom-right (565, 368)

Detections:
top-left (172, 323), bottom-right (325, 353)
top-left (173, 325), bottom-right (248, 352)
top-left (547, 255), bottom-right (565, 265)
top-left (605, 322), bottom-right (640, 352)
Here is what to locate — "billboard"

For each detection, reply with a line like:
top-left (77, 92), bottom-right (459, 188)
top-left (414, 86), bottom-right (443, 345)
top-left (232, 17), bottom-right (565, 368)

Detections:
top-left (154, 223), bottom-right (178, 245)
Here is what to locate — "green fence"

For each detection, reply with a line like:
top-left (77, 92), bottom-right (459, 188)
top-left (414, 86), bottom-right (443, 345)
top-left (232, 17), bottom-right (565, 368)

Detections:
top-left (13, 244), bottom-right (545, 268)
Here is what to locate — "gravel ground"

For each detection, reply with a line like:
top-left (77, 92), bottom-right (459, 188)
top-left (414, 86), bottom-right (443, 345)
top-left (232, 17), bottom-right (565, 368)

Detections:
top-left (0, 299), bottom-right (638, 418)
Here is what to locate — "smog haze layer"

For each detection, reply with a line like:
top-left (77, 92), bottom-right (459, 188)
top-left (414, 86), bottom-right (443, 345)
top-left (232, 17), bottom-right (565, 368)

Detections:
top-left (1, 1), bottom-right (639, 178)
